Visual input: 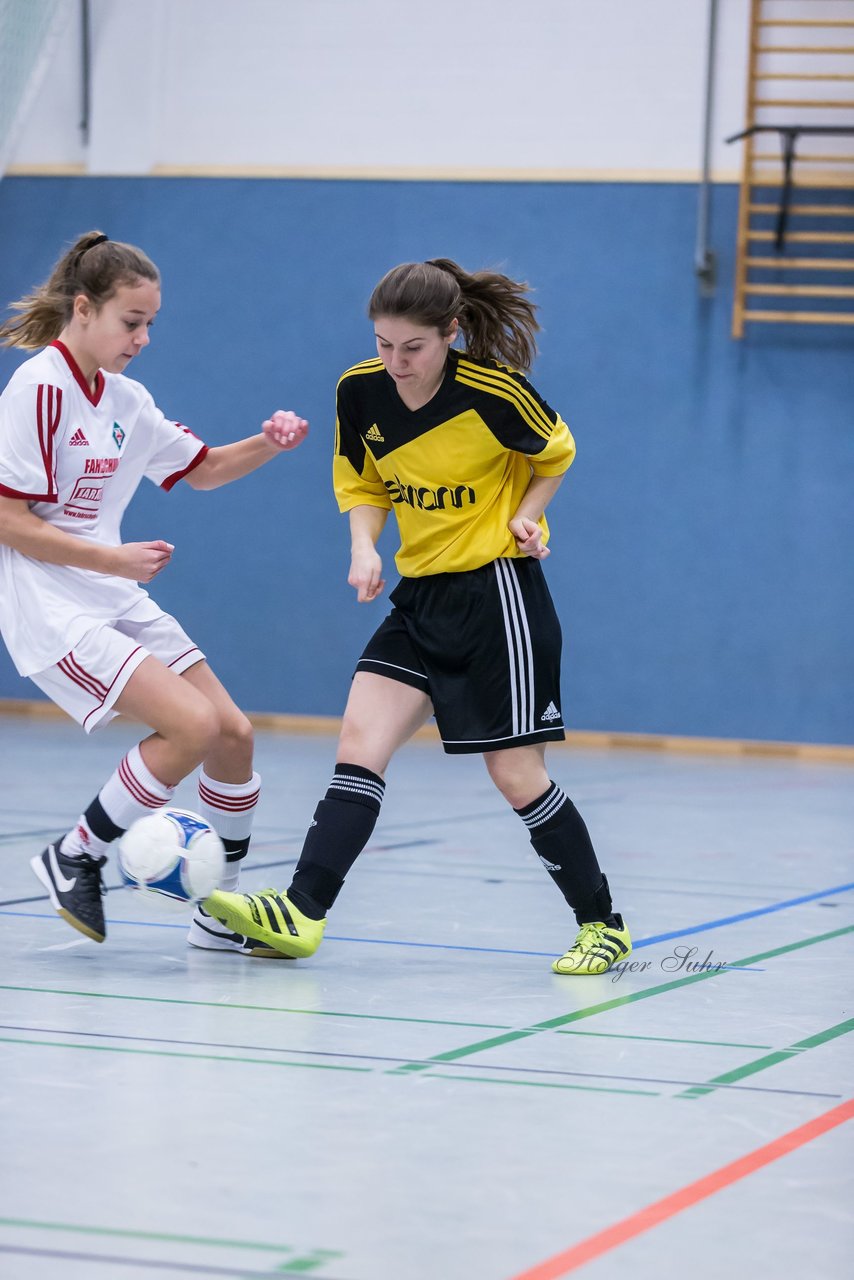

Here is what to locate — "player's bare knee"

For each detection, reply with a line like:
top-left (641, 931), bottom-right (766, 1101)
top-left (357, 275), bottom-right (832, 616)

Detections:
top-left (491, 775), bottom-right (530, 809)
top-left (178, 700), bottom-right (220, 762)
top-left (484, 755), bottom-right (543, 810)
top-left (213, 708), bottom-right (254, 760)
top-left (337, 717), bottom-right (384, 772)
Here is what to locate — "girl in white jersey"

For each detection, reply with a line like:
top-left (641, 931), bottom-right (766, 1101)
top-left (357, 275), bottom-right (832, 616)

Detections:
top-left (0, 230), bottom-right (307, 954)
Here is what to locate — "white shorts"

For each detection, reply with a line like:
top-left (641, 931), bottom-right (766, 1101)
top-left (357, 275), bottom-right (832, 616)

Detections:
top-left (30, 607), bottom-right (205, 734)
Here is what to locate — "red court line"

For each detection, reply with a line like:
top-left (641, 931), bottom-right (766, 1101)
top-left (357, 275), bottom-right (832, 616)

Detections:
top-left (507, 1097), bottom-right (854, 1280)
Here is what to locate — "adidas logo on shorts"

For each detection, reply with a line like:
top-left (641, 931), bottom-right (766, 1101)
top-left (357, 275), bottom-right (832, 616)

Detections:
top-left (69, 427), bottom-right (90, 446)
top-left (365, 424), bottom-right (384, 443)
top-left (540, 701), bottom-right (561, 722)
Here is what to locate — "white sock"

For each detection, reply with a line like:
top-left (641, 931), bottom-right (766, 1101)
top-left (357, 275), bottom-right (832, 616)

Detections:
top-left (60, 744), bottom-right (175, 860)
top-left (197, 769), bottom-right (261, 891)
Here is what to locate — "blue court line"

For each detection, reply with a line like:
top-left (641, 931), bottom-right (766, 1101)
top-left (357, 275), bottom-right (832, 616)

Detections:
top-left (0, 908), bottom-right (768, 967)
top-left (632, 881), bottom-right (854, 949)
top-left (2, 879), bottom-right (852, 958)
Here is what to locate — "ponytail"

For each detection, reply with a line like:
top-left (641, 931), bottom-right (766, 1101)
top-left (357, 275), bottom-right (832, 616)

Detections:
top-left (0, 230), bottom-right (159, 350)
top-left (368, 258), bottom-right (539, 371)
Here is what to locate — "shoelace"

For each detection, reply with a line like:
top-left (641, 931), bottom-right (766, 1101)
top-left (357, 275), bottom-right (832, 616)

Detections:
top-left (571, 921), bottom-right (607, 951)
top-left (76, 853), bottom-right (107, 898)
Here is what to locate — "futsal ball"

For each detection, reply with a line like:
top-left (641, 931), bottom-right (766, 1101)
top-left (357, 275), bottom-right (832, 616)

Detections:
top-left (117, 807), bottom-right (225, 906)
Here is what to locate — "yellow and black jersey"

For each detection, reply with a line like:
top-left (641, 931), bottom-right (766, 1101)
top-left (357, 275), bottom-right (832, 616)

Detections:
top-left (333, 348), bottom-right (576, 577)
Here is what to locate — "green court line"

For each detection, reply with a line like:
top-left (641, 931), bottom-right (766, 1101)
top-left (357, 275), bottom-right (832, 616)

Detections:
top-left (422, 1072), bottom-right (660, 1097)
top-left (0, 1035), bottom-right (371, 1074)
top-left (677, 1015), bottom-right (854, 1100)
top-left (556, 1030), bottom-right (775, 1049)
top-left (387, 923), bottom-right (854, 1075)
top-left (530, 923), bottom-right (854, 1031)
top-left (392, 1028), bottom-right (539, 1072)
top-left (0, 984), bottom-right (511, 1031)
top-left (0, 1217), bottom-right (341, 1270)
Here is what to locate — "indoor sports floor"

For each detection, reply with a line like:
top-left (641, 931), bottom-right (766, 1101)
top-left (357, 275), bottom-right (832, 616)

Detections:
top-left (1, 714), bottom-right (852, 1280)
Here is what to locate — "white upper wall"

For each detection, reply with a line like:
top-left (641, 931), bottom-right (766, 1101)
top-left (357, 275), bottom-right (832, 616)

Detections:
top-left (3, 0), bottom-right (808, 179)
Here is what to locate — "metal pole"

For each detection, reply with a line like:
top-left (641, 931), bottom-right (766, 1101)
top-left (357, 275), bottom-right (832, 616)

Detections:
top-left (80, 0), bottom-right (91, 146)
top-left (695, 0), bottom-right (719, 293)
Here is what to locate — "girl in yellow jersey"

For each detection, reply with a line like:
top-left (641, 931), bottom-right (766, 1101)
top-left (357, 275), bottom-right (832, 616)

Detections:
top-left (205, 260), bottom-right (631, 975)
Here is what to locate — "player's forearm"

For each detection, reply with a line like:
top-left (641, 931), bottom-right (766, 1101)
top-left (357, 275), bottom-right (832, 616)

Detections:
top-left (0, 502), bottom-right (118, 573)
top-left (349, 504), bottom-right (389, 551)
top-left (186, 435), bottom-right (279, 490)
top-left (512, 474), bottom-right (564, 524)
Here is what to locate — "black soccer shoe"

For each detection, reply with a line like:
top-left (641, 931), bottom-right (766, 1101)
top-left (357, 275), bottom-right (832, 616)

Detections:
top-left (31, 842), bottom-right (107, 943)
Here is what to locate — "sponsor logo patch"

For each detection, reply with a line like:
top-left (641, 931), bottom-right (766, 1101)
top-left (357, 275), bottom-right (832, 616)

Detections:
top-left (385, 474), bottom-right (476, 511)
top-left (64, 476), bottom-right (105, 520)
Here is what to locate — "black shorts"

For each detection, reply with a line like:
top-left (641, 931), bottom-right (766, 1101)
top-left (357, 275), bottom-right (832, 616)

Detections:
top-left (356, 557), bottom-right (566, 755)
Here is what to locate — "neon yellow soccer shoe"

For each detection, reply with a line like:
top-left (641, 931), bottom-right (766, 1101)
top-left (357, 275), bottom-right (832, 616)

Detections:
top-left (552, 915), bottom-right (632, 975)
top-left (201, 889), bottom-right (326, 959)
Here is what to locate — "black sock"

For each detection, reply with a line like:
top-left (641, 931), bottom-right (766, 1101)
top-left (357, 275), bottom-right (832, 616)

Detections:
top-left (515, 782), bottom-right (618, 926)
top-left (288, 763), bottom-right (385, 919)
top-left (84, 795), bottom-right (125, 843)
top-left (221, 836), bottom-right (249, 891)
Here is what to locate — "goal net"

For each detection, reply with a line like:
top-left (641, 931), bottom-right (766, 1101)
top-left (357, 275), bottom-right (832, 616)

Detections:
top-left (0, 0), bottom-right (67, 178)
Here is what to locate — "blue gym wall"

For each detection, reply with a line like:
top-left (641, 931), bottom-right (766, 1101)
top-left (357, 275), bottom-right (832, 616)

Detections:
top-left (1, 176), bottom-right (852, 745)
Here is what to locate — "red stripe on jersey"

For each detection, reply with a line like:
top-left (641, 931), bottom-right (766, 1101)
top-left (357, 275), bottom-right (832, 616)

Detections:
top-left (58, 654), bottom-right (108, 699)
top-left (36, 384), bottom-right (62, 497)
top-left (0, 482), bottom-right (57, 501)
top-left (119, 755), bottom-right (165, 809)
top-left (37, 385), bottom-right (47, 474)
top-left (51, 340), bottom-right (104, 406)
top-left (161, 444), bottom-right (209, 491)
top-left (47, 385), bottom-right (62, 488)
top-left (198, 780), bottom-right (261, 812)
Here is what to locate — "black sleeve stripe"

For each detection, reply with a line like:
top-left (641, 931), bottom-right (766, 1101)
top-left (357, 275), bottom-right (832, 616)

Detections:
top-left (455, 359), bottom-right (556, 435)
top-left (455, 365), bottom-right (555, 442)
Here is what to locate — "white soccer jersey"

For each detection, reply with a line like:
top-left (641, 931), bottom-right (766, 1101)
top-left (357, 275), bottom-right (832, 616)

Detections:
top-left (0, 341), bottom-right (208, 676)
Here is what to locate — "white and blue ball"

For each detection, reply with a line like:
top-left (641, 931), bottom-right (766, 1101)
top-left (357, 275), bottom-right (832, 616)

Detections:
top-left (117, 807), bottom-right (225, 906)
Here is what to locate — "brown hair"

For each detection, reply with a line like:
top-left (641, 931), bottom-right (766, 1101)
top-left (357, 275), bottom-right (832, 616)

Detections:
top-left (368, 258), bottom-right (540, 372)
top-left (0, 230), bottom-right (159, 350)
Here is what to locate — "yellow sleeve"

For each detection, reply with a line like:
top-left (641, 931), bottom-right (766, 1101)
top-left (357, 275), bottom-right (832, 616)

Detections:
top-left (529, 415), bottom-right (576, 477)
top-left (333, 450), bottom-right (392, 513)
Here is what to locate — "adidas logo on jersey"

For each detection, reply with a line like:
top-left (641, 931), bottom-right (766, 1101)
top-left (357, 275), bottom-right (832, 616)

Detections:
top-left (69, 427), bottom-right (89, 446)
top-left (540, 701), bottom-right (561, 722)
top-left (365, 424), bottom-right (384, 443)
